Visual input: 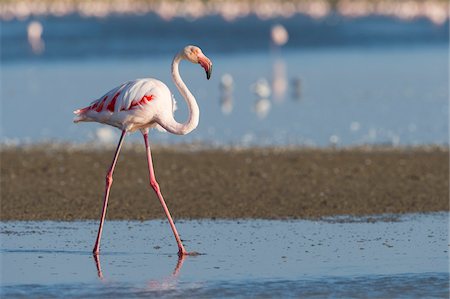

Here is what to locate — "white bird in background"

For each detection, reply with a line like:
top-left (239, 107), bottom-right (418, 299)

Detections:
top-left (251, 78), bottom-right (271, 99)
top-left (27, 21), bottom-right (45, 54)
top-left (271, 24), bottom-right (289, 47)
top-left (94, 127), bottom-right (116, 144)
top-left (74, 45), bottom-right (212, 256)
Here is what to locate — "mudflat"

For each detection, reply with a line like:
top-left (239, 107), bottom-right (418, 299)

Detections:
top-left (1, 145), bottom-right (448, 220)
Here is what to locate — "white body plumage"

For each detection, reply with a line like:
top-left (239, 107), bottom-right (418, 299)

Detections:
top-left (74, 78), bottom-right (175, 133)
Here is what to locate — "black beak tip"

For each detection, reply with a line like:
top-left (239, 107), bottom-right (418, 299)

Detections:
top-left (206, 65), bottom-right (212, 80)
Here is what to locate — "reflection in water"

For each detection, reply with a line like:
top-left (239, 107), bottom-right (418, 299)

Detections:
top-left (270, 24), bottom-right (289, 103)
top-left (93, 254), bottom-right (104, 280)
top-left (93, 254), bottom-right (187, 290)
top-left (254, 98), bottom-right (271, 119)
top-left (146, 255), bottom-right (187, 291)
top-left (220, 73), bottom-right (234, 115)
top-left (251, 78), bottom-right (272, 119)
top-left (27, 21), bottom-right (45, 54)
top-left (292, 77), bottom-right (302, 101)
top-left (272, 58), bottom-right (288, 103)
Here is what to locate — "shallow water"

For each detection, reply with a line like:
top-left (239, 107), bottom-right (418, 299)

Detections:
top-left (1, 213), bottom-right (448, 297)
top-left (2, 46), bottom-right (448, 147)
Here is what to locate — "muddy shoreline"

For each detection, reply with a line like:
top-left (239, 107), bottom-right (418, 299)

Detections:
top-left (1, 145), bottom-right (448, 220)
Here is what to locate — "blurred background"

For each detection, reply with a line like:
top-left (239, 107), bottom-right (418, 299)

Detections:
top-left (1, 0), bottom-right (448, 147)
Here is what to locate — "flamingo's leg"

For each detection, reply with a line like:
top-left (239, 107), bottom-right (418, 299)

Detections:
top-left (143, 132), bottom-right (187, 256)
top-left (93, 130), bottom-right (126, 255)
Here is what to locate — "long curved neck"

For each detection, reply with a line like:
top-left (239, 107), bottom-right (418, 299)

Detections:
top-left (158, 53), bottom-right (199, 135)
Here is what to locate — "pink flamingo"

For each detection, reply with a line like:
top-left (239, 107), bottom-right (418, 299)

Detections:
top-left (74, 45), bottom-right (212, 256)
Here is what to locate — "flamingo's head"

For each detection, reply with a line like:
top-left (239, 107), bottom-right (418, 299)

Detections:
top-left (183, 45), bottom-right (212, 80)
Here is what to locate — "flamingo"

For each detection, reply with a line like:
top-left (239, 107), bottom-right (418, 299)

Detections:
top-left (73, 45), bottom-right (212, 256)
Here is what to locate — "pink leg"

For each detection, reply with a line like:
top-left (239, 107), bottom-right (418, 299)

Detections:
top-left (143, 132), bottom-right (187, 256)
top-left (93, 130), bottom-right (126, 255)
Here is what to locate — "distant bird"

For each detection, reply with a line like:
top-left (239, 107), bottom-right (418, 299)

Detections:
top-left (251, 78), bottom-right (271, 99)
top-left (272, 58), bottom-right (287, 102)
top-left (27, 21), bottom-right (45, 54)
top-left (74, 45), bottom-right (212, 256)
top-left (271, 24), bottom-right (289, 47)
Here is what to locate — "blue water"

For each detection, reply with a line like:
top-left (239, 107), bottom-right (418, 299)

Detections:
top-left (1, 14), bottom-right (447, 62)
top-left (1, 14), bottom-right (448, 146)
top-left (1, 213), bottom-right (448, 298)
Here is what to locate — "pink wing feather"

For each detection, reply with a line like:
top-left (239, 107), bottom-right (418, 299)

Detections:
top-left (74, 80), bottom-right (155, 116)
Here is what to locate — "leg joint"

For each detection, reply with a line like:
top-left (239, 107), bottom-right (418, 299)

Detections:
top-left (105, 173), bottom-right (113, 185)
top-left (150, 179), bottom-right (160, 192)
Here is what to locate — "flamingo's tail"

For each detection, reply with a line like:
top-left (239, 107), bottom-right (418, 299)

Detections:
top-left (73, 107), bottom-right (89, 123)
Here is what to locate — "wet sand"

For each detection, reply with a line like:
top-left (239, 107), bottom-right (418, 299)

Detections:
top-left (1, 145), bottom-right (448, 220)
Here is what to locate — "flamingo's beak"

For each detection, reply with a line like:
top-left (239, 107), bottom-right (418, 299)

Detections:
top-left (198, 55), bottom-right (212, 80)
